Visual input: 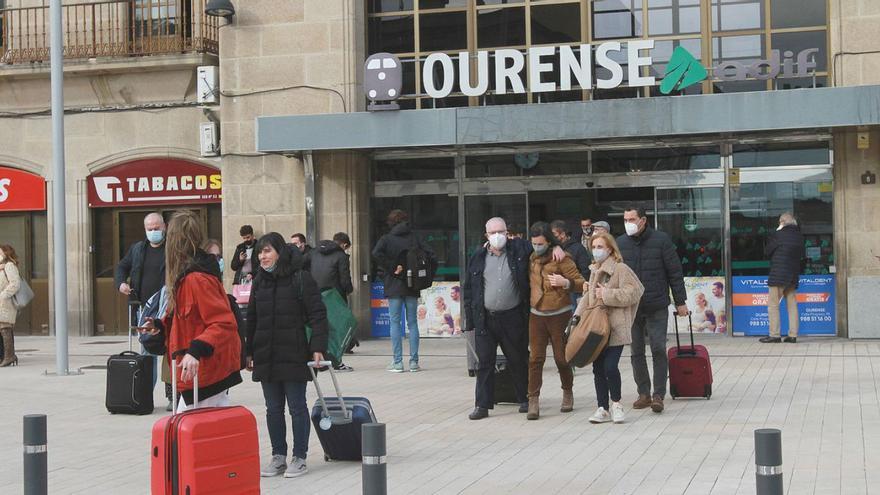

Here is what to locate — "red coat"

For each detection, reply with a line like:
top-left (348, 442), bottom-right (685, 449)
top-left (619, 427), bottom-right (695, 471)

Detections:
top-left (163, 270), bottom-right (242, 400)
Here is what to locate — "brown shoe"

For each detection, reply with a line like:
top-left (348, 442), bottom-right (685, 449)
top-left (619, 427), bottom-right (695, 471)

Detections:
top-left (632, 394), bottom-right (652, 410)
top-left (560, 390), bottom-right (573, 413)
top-left (526, 398), bottom-right (540, 420)
top-left (651, 394), bottom-right (664, 413)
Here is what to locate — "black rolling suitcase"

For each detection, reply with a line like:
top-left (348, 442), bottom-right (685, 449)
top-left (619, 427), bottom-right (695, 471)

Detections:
top-left (493, 356), bottom-right (518, 404)
top-left (106, 303), bottom-right (154, 415)
top-left (309, 361), bottom-right (377, 461)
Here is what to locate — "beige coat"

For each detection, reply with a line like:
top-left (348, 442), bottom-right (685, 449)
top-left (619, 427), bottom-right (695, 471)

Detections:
top-left (0, 262), bottom-right (22, 325)
top-left (575, 257), bottom-right (644, 347)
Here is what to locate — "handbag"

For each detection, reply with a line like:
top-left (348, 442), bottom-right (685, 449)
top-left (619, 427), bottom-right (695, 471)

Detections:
top-left (232, 280), bottom-right (252, 305)
top-left (564, 275), bottom-right (611, 368)
top-left (12, 276), bottom-right (35, 310)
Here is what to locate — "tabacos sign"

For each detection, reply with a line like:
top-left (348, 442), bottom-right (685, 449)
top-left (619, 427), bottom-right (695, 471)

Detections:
top-left (0, 166), bottom-right (47, 212)
top-left (364, 41), bottom-right (819, 104)
top-left (87, 159), bottom-right (221, 208)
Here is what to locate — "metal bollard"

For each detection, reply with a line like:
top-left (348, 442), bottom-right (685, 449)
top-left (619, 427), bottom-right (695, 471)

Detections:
top-left (755, 428), bottom-right (783, 495)
top-left (24, 414), bottom-right (48, 495)
top-left (362, 423), bottom-right (387, 495)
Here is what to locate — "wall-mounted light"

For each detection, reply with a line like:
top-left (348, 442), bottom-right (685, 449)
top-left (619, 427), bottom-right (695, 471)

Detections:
top-left (205, 0), bottom-right (235, 19)
top-left (861, 170), bottom-right (876, 185)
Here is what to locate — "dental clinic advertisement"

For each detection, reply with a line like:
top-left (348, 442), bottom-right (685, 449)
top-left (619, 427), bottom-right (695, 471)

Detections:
top-left (731, 275), bottom-right (835, 336)
top-left (370, 281), bottom-right (463, 338)
top-left (667, 277), bottom-right (728, 335)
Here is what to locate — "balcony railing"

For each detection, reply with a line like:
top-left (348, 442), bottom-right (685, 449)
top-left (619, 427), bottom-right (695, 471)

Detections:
top-left (0, 0), bottom-right (218, 65)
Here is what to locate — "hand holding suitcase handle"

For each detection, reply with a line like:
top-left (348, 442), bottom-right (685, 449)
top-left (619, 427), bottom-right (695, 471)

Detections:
top-left (308, 361), bottom-right (352, 424)
top-left (171, 356), bottom-right (198, 415)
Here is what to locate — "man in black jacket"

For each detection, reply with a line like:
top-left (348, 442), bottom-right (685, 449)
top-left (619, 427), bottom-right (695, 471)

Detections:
top-left (309, 233), bottom-right (356, 372)
top-left (551, 220), bottom-right (590, 279)
top-left (617, 206), bottom-right (687, 414)
top-left (760, 212), bottom-right (806, 344)
top-left (230, 225), bottom-right (257, 285)
top-left (371, 210), bottom-right (436, 373)
top-left (463, 217), bottom-right (566, 420)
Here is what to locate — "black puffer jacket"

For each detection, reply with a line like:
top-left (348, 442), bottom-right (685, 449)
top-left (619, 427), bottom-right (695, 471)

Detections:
top-left (765, 225), bottom-right (805, 288)
top-left (617, 226), bottom-right (687, 312)
top-left (246, 251), bottom-right (329, 383)
top-left (371, 222), bottom-right (435, 298)
top-left (561, 238), bottom-right (591, 279)
top-left (309, 240), bottom-right (354, 297)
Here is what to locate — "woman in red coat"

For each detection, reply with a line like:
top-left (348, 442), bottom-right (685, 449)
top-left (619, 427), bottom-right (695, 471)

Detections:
top-left (140, 211), bottom-right (242, 411)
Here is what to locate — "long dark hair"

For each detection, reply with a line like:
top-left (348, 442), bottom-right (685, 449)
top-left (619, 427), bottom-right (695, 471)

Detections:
top-left (528, 221), bottom-right (557, 246)
top-left (164, 211), bottom-right (205, 313)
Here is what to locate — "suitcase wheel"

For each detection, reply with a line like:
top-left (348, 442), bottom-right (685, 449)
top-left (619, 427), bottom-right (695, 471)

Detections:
top-left (670, 385), bottom-right (677, 399)
top-left (704, 384), bottom-right (712, 399)
top-left (468, 370), bottom-right (476, 378)
top-left (324, 455), bottom-right (330, 462)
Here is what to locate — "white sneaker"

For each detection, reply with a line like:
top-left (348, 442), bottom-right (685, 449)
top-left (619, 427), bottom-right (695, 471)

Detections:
top-left (589, 407), bottom-right (611, 424)
top-left (260, 455), bottom-right (287, 477)
top-left (611, 402), bottom-right (625, 423)
top-left (284, 457), bottom-right (308, 478)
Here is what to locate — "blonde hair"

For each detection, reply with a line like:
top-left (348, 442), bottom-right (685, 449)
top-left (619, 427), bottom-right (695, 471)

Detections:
top-left (590, 232), bottom-right (623, 263)
top-left (164, 211), bottom-right (205, 313)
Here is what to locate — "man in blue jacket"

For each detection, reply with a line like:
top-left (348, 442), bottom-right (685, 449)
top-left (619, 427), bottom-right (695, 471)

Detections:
top-left (617, 206), bottom-right (687, 414)
top-left (760, 212), bottom-right (805, 344)
top-left (463, 217), bottom-right (564, 420)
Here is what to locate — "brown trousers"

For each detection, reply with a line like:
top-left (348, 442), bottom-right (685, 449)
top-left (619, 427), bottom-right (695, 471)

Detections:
top-left (528, 311), bottom-right (574, 399)
top-left (768, 285), bottom-right (799, 338)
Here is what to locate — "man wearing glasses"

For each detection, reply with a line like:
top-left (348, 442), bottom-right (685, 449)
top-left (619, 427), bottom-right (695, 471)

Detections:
top-left (463, 217), bottom-right (564, 420)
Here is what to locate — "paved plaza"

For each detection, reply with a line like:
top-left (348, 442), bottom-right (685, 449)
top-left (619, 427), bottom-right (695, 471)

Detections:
top-left (0, 335), bottom-right (878, 494)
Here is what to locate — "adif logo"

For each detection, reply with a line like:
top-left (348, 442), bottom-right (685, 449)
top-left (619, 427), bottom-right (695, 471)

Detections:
top-left (93, 177), bottom-right (124, 203)
top-left (659, 46), bottom-right (707, 94)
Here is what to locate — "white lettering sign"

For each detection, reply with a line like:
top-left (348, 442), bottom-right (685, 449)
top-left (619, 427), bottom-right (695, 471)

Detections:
top-left (0, 178), bottom-right (10, 203)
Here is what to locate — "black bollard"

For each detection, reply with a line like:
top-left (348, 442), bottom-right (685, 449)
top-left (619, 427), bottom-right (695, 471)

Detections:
top-left (23, 414), bottom-right (48, 495)
top-left (755, 428), bottom-right (783, 495)
top-left (362, 423), bottom-right (387, 495)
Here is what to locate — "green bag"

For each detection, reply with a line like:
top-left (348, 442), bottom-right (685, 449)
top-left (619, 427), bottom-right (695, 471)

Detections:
top-left (306, 288), bottom-right (357, 367)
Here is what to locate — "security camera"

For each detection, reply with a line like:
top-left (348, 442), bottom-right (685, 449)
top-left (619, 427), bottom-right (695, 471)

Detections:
top-left (585, 181), bottom-right (595, 188)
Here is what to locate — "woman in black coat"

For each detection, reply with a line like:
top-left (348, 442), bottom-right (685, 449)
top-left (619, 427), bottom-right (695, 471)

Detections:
top-left (246, 232), bottom-right (328, 478)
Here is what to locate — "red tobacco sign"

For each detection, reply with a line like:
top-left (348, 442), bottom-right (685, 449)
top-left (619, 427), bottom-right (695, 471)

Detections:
top-left (87, 159), bottom-right (222, 208)
top-left (0, 166), bottom-right (47, 212)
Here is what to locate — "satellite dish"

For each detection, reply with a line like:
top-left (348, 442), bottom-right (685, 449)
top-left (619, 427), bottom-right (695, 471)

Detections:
top-left (514, 152), bottom-right (540, 170)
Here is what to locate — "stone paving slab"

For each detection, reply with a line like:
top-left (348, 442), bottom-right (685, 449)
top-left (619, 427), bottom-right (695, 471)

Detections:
top-left (0, 335), bottom-right (878, 494)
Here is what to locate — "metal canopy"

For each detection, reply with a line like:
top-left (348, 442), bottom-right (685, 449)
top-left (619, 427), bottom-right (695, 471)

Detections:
top-left (256, 85), bottom-right (880, 153)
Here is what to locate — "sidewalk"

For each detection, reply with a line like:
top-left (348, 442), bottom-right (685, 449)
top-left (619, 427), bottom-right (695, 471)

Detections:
top-left (0, 335), bottom-right (878, 494)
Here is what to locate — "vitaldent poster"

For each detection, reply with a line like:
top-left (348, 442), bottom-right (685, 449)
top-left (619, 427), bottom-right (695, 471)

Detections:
top-left (667, 277), bottom-right (728, 335)
top-left (731, 275), bottom-right (835, 336)
top-left (370, 281), bottom-right (463, 338)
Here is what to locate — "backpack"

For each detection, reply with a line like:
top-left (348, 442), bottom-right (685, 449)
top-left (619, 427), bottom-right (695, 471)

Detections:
top-left (403, 237), bottom-right (435, 291)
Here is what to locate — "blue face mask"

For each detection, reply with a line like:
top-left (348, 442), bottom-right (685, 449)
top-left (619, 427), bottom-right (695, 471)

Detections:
top-left (146, 230), bottom-right (164, 244)
top-left (264, 263), bottom-right (277, 273)
top-left (217, 258), bottom-right (224, 274)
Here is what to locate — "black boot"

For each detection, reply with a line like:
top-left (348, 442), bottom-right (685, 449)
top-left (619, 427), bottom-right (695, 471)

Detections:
top-left (0, 328), bottom-right (18, 367)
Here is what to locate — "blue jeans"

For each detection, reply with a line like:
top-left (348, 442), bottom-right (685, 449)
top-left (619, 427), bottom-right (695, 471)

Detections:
top-left (261, 381), bottom-right (310, 460)
top-left (388, 296), bottom-right (420, 364)
top-left (592, 345), bottom-right (624, 410)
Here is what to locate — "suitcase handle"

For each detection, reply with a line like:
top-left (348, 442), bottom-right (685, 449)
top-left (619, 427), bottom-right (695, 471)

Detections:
top-left (307, 361), bottom-right (351, 423)
top-left (170, 358), bottom-right (198, 415)
top-left (671, 310), bottom-right (696, 354)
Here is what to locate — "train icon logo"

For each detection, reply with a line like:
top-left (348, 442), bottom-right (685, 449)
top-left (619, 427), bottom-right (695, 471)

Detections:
top-left (364, 53), bottom-right (402, 111)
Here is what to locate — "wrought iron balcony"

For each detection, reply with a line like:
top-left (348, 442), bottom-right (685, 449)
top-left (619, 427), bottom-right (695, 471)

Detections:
top-left (0, 0), bottom-right (218, 65)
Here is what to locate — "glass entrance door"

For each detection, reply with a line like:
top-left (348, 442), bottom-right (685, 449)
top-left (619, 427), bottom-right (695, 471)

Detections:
top-left (0, 213), bottom-right (48, 335)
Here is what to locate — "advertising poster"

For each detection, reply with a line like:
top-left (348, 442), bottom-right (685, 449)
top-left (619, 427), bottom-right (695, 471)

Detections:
top-left (417, 282), bottom-right (462, 337)
top-left (370, 282), bottom-right (390, 338)
top-left (370, 281), bottom-right (463, 338)
top-left (667, 277), bottom-right (728, 335)
top-left (731, 275), bottom-right (835, 336)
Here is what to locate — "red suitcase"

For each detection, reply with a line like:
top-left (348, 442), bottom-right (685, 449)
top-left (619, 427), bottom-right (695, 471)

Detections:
top-left (668, 311), bottom-right (713, 399)
top-left (150, 364), bottom-right (260, 494)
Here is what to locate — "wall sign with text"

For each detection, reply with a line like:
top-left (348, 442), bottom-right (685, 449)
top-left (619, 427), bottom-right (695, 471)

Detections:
top-left (0, 166), bottom-right (47, 212)
top-left (731, 275), bottom-right (835, 336)
top-left (87, 159), bottom-right (222, 208)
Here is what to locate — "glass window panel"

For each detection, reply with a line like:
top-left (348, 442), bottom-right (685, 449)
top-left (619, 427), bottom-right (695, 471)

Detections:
top-left (419, 11), bottom-right (468, 51)
top-left (373, 157), bottom-right (455, 181)
top-left (465, 154), bottom-right (521, 178)
top-left (732, 142), bottom-right (830, 168)
top-left (593, 187), bottom-right (656, 229)
top-left (712, 34), bottom-right (765, 64)
top-left (771, 31), bottom-right (827, 72)
top-left (372, 195), bottom-right (460, 281)
top-left (420, 0), bottom-right (468, 8)
top-left (521, 151), bottom-right (589, 176)
top-left (648, 0), bottom-right (701, 36)
top-left (531, 4), bottom-right (581, 45)
top-left (421, 95), bottom-right (471, 108)
top-left (368, 0), bottom-right (414, 13)
top-left (657, 188), bottom-right (726, 279)
top-left (592, 86), bottom-right (641, 99)
top-left (535, 89), bottom-right (585, 103)
top-left (651, 38), bottom-right (702, 77)
top-left (771, 0), bottom-right (826, 29)
top-left (711, 0), bottom-right (764, 32)
top-left (401, 58), bottom-right (417, 96)
top-left (592, 0), bottom-right (643, 40)
top-left (478, 7), bottom-right (526, 47)
top-left (593, 146), bottom-right (721, 173)
top-left (477, 0), bottom-right (525, 5)
top-left (711, 80), bottom-right (768, 93)
top-left (397, 98), bottom-right (418, 109)
top-left (368, 15), bottom-right (415, 54)
top-left (775, 76), bottom-right (826, 91)
top-left (482, 93), bottom-right (529, 105)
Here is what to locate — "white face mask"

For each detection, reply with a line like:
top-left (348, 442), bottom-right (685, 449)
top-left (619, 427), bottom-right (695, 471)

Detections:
top-left (592, 248), bottom-right (609, 262)
top-left (624, 221), bottom-right (640, 236)
top-left (488, 233), bottom-right (507, 250)
top-left (777, 224), bottom-right (784, 231)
